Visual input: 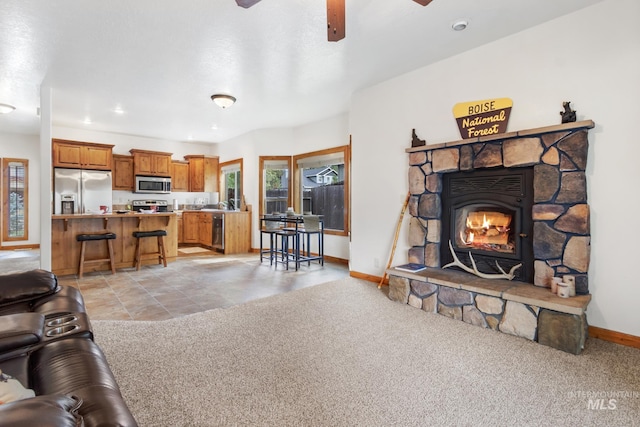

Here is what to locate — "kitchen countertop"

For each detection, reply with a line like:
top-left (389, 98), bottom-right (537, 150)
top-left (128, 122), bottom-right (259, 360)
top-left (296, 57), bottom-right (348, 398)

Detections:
top-left (52, 212), bottom-right (176, 219)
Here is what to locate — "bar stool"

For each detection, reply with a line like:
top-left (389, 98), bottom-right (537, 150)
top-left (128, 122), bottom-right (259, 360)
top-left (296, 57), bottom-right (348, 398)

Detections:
top-left (260, 215), bottom-right (281, 265)
top-left (299, 215), bottom-right (324, 266)
top-left (76, 232), bottom-right (117, 279)
top-left (132, 230), bottom-right (167, 271)
top-left (273, 228), bottom-right (299, 270)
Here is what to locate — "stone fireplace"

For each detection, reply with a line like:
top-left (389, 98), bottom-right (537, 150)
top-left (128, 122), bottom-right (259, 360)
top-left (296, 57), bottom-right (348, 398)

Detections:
top-left (387, 120), bottom-right (594, 354)
top-left (407, 120), bottom-right (592, 293)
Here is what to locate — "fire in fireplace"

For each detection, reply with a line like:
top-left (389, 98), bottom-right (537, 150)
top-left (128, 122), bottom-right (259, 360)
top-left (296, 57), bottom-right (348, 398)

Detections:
top-left (441, 167), bottom-right (534, 282)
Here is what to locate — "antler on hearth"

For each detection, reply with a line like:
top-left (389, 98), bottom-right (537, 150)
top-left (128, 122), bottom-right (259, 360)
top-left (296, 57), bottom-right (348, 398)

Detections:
top-left (442, 241), bottom-right (522, 281)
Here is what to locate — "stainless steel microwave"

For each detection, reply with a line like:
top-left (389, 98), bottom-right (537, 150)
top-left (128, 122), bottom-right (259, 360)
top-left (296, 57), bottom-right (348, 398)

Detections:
top-left (135, 175), bottom-right (171, 194)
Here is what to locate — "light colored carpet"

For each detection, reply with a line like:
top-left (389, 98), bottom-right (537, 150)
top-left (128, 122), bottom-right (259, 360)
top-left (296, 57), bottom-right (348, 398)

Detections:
top-left (92, 277), bottom-right (640, 427)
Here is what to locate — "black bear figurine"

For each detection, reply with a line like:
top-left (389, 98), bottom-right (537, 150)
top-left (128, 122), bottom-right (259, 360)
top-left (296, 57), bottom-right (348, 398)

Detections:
top-left (560, 101), bottom-right (577, 123)
top-left (411, 128), bottom-right (426, 147)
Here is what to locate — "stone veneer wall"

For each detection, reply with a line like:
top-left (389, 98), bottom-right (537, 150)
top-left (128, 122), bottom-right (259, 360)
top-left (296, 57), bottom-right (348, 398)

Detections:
top-left (406, 120), bottom-right (594, 294)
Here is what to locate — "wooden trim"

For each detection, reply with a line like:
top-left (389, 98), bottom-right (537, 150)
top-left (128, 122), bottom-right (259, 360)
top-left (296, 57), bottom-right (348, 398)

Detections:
top-left (589, 326), bottom-right (640, 350)
top-left (350, 270), bottom-right (384, 284)
top-left (0, 244), bottom-right (39, 251)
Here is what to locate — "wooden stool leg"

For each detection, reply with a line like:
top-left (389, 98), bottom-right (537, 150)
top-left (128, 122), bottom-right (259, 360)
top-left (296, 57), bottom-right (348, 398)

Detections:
top-left (134, 237), bottom-right (142, 271)
top-left (107, 239), bottom-right (116, 274)
top-left (157, 235), bottom-right (167, 267)
top-left (78, 241), bottom-right (86, 279)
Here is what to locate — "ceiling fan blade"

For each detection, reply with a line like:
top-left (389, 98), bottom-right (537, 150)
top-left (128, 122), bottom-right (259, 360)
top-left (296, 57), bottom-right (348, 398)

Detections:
top-left (327, 0), bottom-right (345, 42)
top-left (413, 0), bottom-right (434, 5)
top-left (236, 0), bottom-right (261, 8)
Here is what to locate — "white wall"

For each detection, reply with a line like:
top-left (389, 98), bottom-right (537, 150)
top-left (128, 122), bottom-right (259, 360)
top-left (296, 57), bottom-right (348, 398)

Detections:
top-left (218, 114), bottom-right (351, 260)
top-left (349, 0), bottom-right (640, 336)
top-left (0, 132), bottom-right (41, 248)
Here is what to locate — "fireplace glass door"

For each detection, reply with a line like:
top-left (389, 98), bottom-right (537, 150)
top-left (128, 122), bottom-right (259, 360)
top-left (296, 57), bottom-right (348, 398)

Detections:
top-left (454, 204), bottom-right (516, 255)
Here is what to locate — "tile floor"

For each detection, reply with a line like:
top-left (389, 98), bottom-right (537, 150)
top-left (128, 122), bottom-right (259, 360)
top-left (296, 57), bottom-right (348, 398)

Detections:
top-left (0, 249), bottom-right (349, 321)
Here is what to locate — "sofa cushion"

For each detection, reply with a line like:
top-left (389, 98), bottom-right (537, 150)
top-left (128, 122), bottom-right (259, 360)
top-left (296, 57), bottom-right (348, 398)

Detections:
top-left (0, 394), bottom-right (84, 426)
top-left (30, 338), bottom-right (138, 426)
top-left (0, 270), bottom-right (58, 309)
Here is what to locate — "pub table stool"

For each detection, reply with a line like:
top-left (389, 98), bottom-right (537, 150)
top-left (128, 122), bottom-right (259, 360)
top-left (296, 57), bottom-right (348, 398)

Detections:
top-left (76, 232), bottom-right (117, 279)
top-left (274, 228), bottom-right (299, 270)
top-left (132, 230), bottom-right (168, 271)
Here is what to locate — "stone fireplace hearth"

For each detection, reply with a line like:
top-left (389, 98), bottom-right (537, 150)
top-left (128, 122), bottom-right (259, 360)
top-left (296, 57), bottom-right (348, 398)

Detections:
top-left (387, 120), bottom-right (594, 354)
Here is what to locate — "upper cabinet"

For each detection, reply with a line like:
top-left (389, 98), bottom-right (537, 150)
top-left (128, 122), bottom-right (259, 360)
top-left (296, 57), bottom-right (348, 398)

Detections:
top-left (112, 154), bottom-right (134, 191)
top-left (52, 139), bottom-right (114, 170)
top-left (171, 161), bottom-right (189, 192)
top-left (129, 149), bottom-right (172, 177)
top-left (184, 155), bottom-right (219, 193)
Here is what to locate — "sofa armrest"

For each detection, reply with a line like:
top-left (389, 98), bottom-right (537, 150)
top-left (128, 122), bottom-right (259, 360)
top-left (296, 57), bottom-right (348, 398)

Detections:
top-left (0, 313), bottom-right (44, 353)
top-left (0, 394), bottom-right (84, 427)
top-left (0, 270), bottom-right (59, 309)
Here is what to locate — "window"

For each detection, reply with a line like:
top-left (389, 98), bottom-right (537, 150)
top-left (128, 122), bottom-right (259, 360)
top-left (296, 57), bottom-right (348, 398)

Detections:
top-left (2, 158), bottom-right (28, 241)
top-left (259, 156), bottom-right (292, 217)
top-left (219, 159), bottom-right (243, 210)
top-left (293, 145), bottom-right (349, 235)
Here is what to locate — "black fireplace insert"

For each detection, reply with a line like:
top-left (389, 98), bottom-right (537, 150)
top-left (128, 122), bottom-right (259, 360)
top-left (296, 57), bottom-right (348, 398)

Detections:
top-left (440, 167), bottom-right (534, 282)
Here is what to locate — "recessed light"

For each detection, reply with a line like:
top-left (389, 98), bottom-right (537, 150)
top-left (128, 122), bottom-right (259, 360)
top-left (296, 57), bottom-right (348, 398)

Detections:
top-left (0, 103), bottom-right (16, 114)
top-left (83, 117), bottom-right (92, 125)
top-left (211, 124), bottom-right (218, 130)
top-left (452, 20), bottom-right (468, 31)
top-left (113, 106), bottom-right (125, 115)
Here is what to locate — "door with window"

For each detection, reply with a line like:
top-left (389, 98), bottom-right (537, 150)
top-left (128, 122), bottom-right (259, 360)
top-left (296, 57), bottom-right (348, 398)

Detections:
top-left (2, 158), bottom-right (29, 242)
top-left (220, 159), bottom-right (243, 210)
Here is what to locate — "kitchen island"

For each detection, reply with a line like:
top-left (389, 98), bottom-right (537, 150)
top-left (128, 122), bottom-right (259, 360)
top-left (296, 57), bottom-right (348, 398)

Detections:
top-left (51, 212), bottom-right (178, 276)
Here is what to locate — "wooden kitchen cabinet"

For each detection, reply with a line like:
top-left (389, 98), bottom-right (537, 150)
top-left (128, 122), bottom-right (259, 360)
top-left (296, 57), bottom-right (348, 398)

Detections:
top-left (184, 155), bottom-right (219, 193)
top-left (52, 139), bottom-right (114, 170)
top-left (223, 211), bottom-right (251, 254)
top-left (177, 215), bottom-right (184, 244)
top-left (112, 154), bottom-right (134, 190)
top-left (171, 161), bottom-right (189, 192)
top-left (199, 212), bottom-right (213, 247)
top-left (129, 149), bottom-right (172, 177)
top-left (182, 212), bottom-right (200, 244)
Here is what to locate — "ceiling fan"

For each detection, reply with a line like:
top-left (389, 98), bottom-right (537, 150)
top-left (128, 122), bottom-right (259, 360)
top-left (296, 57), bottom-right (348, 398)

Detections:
top-left (235, 0), bottom-right (434, 42)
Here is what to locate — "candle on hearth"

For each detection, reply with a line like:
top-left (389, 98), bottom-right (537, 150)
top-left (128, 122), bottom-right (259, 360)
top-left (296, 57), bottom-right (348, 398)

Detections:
top-left (563, 275), bottom-right (576, 297)
top-left (557, 283), bottom-right (570, 298)
top-left (551, 277), bottom-right (562, 294)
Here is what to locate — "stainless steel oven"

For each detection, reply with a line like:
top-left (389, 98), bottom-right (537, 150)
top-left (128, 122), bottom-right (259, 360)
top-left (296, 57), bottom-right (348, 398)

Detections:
top-left (135, 175), bottom-right (171, 194)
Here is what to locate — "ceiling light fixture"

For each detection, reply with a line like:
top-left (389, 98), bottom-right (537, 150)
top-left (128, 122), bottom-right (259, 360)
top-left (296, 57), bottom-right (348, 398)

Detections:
top-left (211, 94), bottom-right (236, 109)
top-left (452, 20), bottom-right (468, 31)
top-left (0, 103), bottom-right (16, 114)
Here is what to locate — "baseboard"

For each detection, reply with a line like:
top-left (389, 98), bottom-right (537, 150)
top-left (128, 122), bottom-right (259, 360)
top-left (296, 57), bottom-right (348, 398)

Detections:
top-left (589, 326), bottom-right (640, 350)
top-left (0, 244), bottom-right (40, 251)
top-left (350, 271), bottom-right (384, 284)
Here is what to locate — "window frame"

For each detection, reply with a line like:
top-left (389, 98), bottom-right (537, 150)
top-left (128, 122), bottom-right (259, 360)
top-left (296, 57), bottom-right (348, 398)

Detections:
top-left (292, 145), bottom-right (350, 237)
top-left (259, 156), bottom-right (293, 218)
top-left (2, 158), bottom-right (29, 242)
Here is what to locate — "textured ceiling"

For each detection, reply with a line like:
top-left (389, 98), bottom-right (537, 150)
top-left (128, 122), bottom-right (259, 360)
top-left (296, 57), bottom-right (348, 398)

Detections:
top-left (0, 0), bottom-right (603, 143)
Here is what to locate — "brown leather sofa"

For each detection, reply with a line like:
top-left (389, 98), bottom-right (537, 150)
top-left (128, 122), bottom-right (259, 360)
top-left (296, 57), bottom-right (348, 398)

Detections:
top-left (0, 269), bottom-right (137, 426)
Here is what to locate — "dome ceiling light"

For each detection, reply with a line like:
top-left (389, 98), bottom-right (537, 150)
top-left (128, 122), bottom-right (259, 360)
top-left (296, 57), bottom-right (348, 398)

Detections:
top-left (0, 103), bottom-right (16, 114)
top-left (211, 94), bottom-right (236, 109)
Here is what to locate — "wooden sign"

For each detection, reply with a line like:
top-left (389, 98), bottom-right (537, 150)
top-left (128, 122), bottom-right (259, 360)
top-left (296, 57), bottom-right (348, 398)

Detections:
top-left (453, 98), bottom-right (512, 139)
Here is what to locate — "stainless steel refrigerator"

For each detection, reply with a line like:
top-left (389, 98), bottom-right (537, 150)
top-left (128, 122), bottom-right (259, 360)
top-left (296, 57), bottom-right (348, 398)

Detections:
top-left (54, 168), bottom-right (113, 214)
